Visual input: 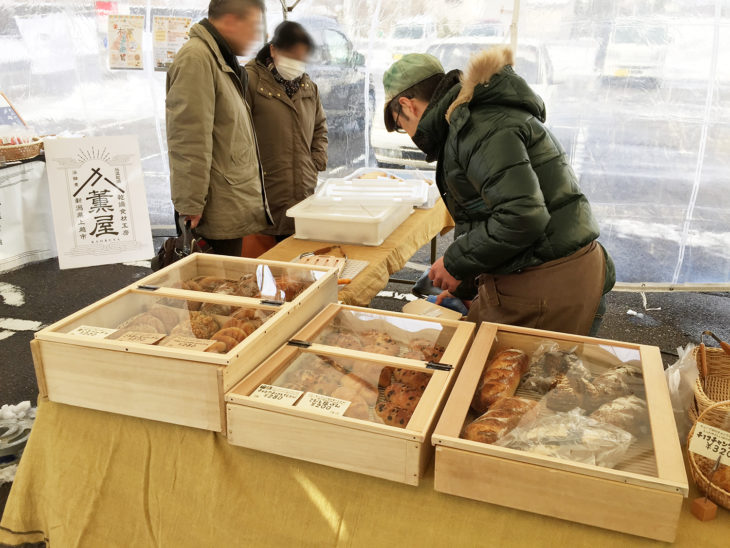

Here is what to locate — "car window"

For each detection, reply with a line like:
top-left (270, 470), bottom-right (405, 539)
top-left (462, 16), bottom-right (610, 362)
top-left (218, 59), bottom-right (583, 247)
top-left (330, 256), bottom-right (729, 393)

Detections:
top-left (308, 29), bottom-right (326, 64)
top-left (392, 25), bottom-right (424, 39)
top-left (324, 29), bottom-right (351, 65)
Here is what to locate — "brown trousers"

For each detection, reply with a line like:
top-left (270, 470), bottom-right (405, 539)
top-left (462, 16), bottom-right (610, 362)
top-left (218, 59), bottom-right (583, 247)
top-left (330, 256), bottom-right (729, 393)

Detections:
top-left (466, 241), bottom-right (606, 335)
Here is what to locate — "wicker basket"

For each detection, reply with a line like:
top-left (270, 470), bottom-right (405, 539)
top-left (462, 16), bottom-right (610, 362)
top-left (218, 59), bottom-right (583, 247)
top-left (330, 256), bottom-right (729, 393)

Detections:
top-left (687, 400), bottom-right (730, 510)
top-left (0, 138), bottom-right (44, 163)
top-left (690, 337), bottom-right (730, 421)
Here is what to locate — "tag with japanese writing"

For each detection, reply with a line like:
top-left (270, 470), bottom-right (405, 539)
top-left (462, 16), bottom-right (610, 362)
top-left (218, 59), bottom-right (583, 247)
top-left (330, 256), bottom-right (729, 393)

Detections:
top-left (689, 422), bottom-right (730, 462)
top-left (296, 392), bottom-right (351, 417)
top-left (112, 331), bottom-right (166, 345)
top-left (250, 384), bottom-right (303, 407)
top-left (159, 335), bottom-right (217, 352)
top-left (68, 325), bottom-right (118, 338)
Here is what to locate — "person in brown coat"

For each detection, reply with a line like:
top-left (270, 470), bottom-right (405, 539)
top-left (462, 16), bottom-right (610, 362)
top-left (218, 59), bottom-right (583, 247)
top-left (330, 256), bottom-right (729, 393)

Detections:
top-left (166, 0), bottom-right (271, 257)
top-left (245, 22), bottom-right (328, 246)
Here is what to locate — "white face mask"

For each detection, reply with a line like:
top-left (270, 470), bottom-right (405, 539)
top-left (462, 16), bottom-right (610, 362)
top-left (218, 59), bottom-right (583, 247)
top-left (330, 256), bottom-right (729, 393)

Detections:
top-left (275, 55), bottom-right (306, 81)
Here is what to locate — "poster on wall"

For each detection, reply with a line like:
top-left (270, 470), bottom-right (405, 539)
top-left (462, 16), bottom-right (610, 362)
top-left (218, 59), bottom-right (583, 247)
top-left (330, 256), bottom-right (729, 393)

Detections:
top-left (0, 161), bottom-right (57, 273)
top-left (153, 16), bottom-right (192, 71)
top-left (44, 136), bottom-right (153, 270)
top-left (108, 15), bottom-right (144, 70)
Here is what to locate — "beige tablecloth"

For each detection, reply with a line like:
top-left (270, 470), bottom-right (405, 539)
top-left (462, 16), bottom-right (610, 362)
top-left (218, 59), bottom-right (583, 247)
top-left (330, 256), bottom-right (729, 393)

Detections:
top-left (261, 199), bottom-right (454, 306)
top-left (1, 400), bottom-right (728, 547)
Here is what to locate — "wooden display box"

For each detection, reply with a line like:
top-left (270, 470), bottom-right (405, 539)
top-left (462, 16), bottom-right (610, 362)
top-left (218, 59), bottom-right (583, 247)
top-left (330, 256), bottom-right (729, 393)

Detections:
top-left (432, 323), bottom-right (688, 542)
top-left (226, 303), bottom-right (475, 485)
top-left (32, 254), bottom-right (338, 432)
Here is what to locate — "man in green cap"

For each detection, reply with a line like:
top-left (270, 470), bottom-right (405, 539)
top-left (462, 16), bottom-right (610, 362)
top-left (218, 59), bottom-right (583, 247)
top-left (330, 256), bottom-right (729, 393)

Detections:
top-left (383, 47), bottom-right (614, 336)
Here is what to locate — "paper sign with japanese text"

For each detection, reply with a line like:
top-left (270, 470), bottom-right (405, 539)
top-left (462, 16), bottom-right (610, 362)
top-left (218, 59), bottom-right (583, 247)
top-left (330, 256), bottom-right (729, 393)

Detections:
top-left (44, 136), bottom-right (153, 269)
top-left (158, 335), bottom-right (217, 352)
top-left (296, 392), bottom-right (351, 417)
top-left (68, 325), bottom-right (118, 338)
top-left (111, 331), bottom-right (166, 345)
top-left (153, 16), bottom-right (192, 71)
top-left (250, 384), bottom-right (303, 407)
top-left (689, 422), bottom-right (730, 462)
top-left (108, 15), bottom-right (144, 70)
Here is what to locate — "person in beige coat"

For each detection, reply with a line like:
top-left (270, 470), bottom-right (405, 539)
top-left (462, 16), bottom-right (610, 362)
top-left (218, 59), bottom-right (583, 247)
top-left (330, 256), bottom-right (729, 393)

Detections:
top-left (245, 21), bottom-right (327, 244)
top-left (166, 0), bottom-right (271, 256)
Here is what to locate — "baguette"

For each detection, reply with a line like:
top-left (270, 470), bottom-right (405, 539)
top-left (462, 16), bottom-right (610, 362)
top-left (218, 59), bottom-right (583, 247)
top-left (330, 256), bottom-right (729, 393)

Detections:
top-left (463, 396), bottom-right (536, 444)
top-left (471, 349), bottom-right (529, 414)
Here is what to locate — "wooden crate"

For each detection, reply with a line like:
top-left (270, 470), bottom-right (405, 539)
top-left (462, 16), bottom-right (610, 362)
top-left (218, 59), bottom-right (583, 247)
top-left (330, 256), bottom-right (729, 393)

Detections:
top-left (226, 303), bottom-right (475, 485)
top-left (432, 323), bottom-right (688, 542)
top-left (32, 254), bottom-right (338, 432)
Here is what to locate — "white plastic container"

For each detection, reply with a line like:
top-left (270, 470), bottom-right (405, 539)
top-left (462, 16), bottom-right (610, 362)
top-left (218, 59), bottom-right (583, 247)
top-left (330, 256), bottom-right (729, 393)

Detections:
top-left (344, 167), bottom-right (440, 209)
top-left (286, 196), bottom-right (413, 246)
top-left (315, 178), bottom-right (430, 207)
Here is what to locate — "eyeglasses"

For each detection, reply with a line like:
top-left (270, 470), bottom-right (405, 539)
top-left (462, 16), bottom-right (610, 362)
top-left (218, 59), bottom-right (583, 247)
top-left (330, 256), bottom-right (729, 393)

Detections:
top-left (394, 110), bottom-right (406, 134)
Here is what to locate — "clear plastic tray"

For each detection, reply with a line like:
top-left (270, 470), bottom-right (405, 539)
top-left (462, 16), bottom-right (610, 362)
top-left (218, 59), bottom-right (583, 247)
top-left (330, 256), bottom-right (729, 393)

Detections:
top-left (286, 196), bottom-right (413, 246)
top-left (315, 178), bottom-right (430, 207)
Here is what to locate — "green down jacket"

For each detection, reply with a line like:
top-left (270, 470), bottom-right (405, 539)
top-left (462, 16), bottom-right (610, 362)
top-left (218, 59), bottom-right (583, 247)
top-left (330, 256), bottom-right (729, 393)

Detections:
top-left (412, 46), bottom-right (615, 299)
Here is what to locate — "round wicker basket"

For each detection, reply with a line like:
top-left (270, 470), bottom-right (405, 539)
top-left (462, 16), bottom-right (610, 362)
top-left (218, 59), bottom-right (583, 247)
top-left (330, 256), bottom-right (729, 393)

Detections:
top-left (687, 400), bottom-right (730, 510)
top-left (0, 138), bottom-right (44, 163)
top-left (690, 341), bottom-right (730, 422)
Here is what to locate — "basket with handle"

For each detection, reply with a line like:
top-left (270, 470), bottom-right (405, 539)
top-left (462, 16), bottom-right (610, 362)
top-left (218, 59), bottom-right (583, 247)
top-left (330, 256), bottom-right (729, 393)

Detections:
top-left (687, 400), bottom-right (730, 510)
top-left (689, 331), bottom-right (730, 421)
top-left (0, 138), bottom-right (43, 163)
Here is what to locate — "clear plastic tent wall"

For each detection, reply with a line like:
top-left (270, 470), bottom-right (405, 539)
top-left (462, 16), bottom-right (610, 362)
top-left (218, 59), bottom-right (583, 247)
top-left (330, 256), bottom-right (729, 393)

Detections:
top-left (1, 0), bottom-right (729, 286)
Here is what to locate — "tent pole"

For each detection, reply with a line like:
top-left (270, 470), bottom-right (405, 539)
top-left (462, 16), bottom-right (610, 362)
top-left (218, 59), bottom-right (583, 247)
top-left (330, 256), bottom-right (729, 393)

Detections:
top-left (510, 0), bottom-right (520, 52)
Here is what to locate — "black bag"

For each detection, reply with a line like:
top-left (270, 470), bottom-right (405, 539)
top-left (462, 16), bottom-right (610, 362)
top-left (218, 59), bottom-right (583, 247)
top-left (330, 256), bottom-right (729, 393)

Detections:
top-left (150, 218), bottom-right (211, 271)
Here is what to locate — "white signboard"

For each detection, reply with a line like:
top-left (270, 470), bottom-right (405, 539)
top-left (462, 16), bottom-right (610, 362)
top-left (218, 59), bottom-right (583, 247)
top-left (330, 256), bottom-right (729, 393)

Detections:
top-left (44, 136), bottom-right (153, 270)
top-left (0, 161), bottom-right (57, 273)
top-left (250, 384), bottom-right (304, 407)
top-left (689, 422), bottom-right (730, 462)
top-left (108, 15), bottom-right (144, 70)
top-left (153, 16), bottom-right (192, 71)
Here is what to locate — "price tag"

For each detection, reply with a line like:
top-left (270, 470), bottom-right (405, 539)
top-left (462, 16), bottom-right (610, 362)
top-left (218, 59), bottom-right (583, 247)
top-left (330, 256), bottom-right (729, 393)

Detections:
top-left (111, 331), bottom-right (166, 345)
top-left (159, 335), bottom-right (217, 352)
top-left (250, 384), bottom-right (303, 407)
top-left (689, 422), bottom-right (730, 461)
top-left (296, 392), bottom-right (351, 417)
top-left (68, 325), bottom-right (118, 338)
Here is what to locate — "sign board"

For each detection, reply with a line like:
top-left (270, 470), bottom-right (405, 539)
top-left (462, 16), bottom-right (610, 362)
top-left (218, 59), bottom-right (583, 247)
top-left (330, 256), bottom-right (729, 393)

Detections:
top-left (153, 16), bottom-right (192, 71)
top-left (44, 136), bottom-right (153, 270)
top-left (250, 384), bottom-right (304, 407)
top-left (0, 93), bottom-right (26, 128)
top-left (108, 15), bottom-right (144, 70)
top-left (296, 392), bottom-right (351, 417)
top-left (0, 161), bottom-right (57, 273)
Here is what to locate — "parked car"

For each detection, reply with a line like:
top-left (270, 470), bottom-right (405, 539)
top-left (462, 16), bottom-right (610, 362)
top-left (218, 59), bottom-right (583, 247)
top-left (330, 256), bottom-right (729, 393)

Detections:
top-left (371, 37), bottom-right (555, 169)
top-left (389, 17), bottom-right (440, 61)
top-left (601, 20), bottom-right (669, 87)
top-left (289, 15), bottom-right (375, 131)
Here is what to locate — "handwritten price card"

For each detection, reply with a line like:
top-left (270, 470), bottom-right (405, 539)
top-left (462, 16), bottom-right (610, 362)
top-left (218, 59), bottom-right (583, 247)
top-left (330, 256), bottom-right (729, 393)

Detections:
top-left (296, 392), bottom-right (351, 417)
top-left (689, 422), bottom-right (730, 461)
top-left (68, 325), bottom-right (118, 338)
top-left (250, 384), bottom-right (303, 407)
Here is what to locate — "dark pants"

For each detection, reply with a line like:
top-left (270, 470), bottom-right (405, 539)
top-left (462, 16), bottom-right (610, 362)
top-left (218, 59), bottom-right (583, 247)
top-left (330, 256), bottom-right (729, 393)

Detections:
top-left (174, 211), bottom-right (242, 257)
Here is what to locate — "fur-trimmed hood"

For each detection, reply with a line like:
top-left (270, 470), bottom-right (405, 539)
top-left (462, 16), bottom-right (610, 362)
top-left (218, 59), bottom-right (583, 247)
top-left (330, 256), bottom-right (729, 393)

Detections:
top-left (445, 45), bottom-right (545, 123)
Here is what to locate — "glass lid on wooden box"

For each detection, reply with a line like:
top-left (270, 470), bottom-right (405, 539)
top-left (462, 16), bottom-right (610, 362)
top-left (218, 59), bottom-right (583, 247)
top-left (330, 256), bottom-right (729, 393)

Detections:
top-left (310, 308), bottom-right (457, 362)
top-left (145, 255), bottom-right (328, 302)
top-left (459, 331), bottom-right (656, 475)
top-left (248, 350), bottom-right (434, 429)
top-left (56, 291), bottom-right (274, 354)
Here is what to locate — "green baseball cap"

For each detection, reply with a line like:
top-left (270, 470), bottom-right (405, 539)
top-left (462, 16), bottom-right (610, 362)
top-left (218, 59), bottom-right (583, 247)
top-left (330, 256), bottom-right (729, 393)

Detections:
top-left (383, 53), bottom-right (444, 132)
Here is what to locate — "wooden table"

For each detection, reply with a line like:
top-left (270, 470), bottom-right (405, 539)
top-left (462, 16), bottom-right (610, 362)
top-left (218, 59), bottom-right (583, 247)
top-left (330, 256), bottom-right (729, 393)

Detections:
top-left (260, 199), bottom-right (454, 307)
top-left (1, 400), bottom-right (727, 547)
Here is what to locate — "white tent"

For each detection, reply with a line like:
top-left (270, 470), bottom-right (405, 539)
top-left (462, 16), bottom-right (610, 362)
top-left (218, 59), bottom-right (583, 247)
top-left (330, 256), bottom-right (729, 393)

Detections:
top-left (1, 0), bottom-right (728, 288)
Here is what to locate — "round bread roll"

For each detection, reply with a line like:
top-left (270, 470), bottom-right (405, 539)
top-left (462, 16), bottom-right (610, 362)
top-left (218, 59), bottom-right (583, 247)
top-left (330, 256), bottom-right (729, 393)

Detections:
top-left (148, 306), bottom-right (181, 332)
top-left (392, 368), bottom-right (430, 392)
top-left (332, 387), bottom-right (370, 420)
top-left (384, 383), bottom-right (422, 410)
top-left (375, 402), bottom-right (413, 428)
